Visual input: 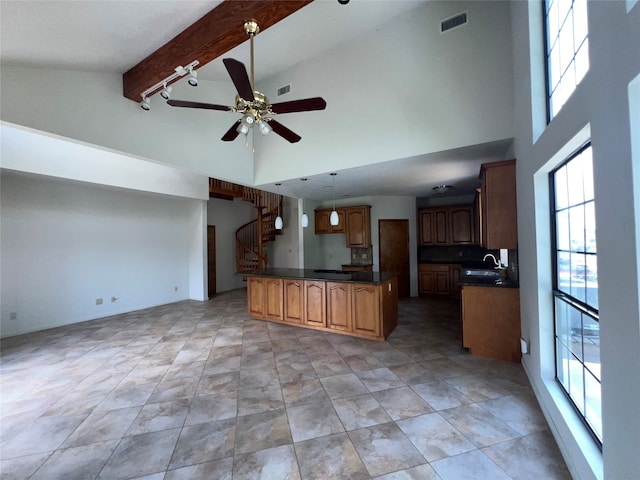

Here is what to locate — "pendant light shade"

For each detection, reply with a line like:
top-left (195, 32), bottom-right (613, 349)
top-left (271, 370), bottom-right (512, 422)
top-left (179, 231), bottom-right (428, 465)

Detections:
top-left (301, 213), bottom-right (309, 228)
top-left (329, 172), bottom-right (339, 226)
top-left (275, 183), bottom-right (283, 230)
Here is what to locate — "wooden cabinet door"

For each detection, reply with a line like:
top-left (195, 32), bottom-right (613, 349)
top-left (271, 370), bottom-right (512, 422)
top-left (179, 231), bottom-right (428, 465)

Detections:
top-left (314, 210), bottom-right (332, 234)
top-left (247, 277), bottom-right (266, 319)
top-left (264, 278), bottom-right (283, 321)
top-left (418, 264), bottom-right (450, 295)
top-left (327, 282), bottom-right (352, 332)
top-left (481, 160), bottom-right (517, 249)
top-left (433, 209), bottom-right (450, 245)
top-left (418, 269), bottom-right (435, 294)
top-left (352, 284), bottom-right (380, 337)
top-left (331, 209), bottom-right (346, 233)
top-left (419, 210), bottom-right (434, 245)
top-left (304, 281), bottom-right (326, 327)
top-left (450, 206), bottom-right (474, 244)
top-left (434, 270), bottom-right (450, 295)
top-left (450, 265), bottom-right (461, 297)
top-left (346, 206), bottom-right (371, 247)
top-left (284, 279), bottom-right (304, 324)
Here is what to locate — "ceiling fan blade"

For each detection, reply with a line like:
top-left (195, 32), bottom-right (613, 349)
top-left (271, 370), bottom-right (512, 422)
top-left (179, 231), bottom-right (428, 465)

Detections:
top-left (221, 121), bottom-right (241, 142)
top-left (270, 97), bottom-right (327, 114)
top-left (268, 119), bottom-right (301, 143)
top-left (167, 99), bottom-right (231, 111)
top-left (223, 58), bottom-right (255, 102)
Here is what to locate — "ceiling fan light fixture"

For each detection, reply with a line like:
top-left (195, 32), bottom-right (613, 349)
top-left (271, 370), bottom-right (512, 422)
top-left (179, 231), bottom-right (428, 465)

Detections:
top-left (187, 67), bottom-right (198, 87)
top-left (241, 113), bottom-right (255, 126)
top-left (257, 120), bottom-right (272, 136)
top-left (160, 83), bottom-right (173, 100)
top-left (236, 122), bottom-right (249, 135)
top-left (140, 96), bottom-right (150, 111)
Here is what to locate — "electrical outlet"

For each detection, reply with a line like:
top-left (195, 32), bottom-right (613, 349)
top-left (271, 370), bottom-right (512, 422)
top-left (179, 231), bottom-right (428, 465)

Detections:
top-left (362, 253), bottom-right (368, 259)
top-left (9, 312), bottom-right (17, 320)
top-left (520, 338), bottom-right (529, 354)
top-left (96, 298), bottom-right (103, 305)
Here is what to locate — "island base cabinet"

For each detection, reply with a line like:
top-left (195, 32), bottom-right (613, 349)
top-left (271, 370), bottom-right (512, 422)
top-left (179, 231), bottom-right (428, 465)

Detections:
top-left (327, 282), bottom-right (352, 332)
top-left (248, 277), bottom-right (283, 321)
top-left (246, 275), bottom-right (398, 341)
top-left (462, 286), bottom-right (520, 362)
top-left (304, 281), bottom-right (326, 327)
top-left (284, 280), bottom-right (304, 324)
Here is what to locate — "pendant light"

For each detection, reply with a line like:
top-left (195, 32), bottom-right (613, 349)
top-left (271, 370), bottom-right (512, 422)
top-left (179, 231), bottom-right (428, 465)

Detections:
top-left (329, 173), bottom-right (339, 226)
top-left (275, 183), bottom-right (283, 230)
top-left (300, 178), bottom-right (309, 227)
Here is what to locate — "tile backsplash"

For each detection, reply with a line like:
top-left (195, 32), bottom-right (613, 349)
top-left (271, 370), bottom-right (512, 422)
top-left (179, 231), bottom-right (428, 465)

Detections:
top-left (350, 247), bottom-right (373, 265)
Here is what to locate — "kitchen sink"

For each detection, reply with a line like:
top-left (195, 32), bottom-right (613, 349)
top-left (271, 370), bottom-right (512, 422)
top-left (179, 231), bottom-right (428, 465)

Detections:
top-left (462, 268), bottom-right (502, 279)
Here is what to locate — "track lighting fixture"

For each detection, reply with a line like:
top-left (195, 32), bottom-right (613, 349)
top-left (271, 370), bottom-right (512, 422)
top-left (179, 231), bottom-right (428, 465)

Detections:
top-left (160, 83), bottom-right (172, 100)
top-left (188, 67), bottom-right (198, 87)
top-left (275, 183), bottom-right (283, 230)
top-left (138, 60), bottom-right (199, 107)
top-left (140, 96), bottom-right (150, 111)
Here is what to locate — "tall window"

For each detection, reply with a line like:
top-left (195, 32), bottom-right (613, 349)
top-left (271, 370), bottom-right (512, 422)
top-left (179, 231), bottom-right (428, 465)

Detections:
top-left (544, 0), bottom-right (589, 120)
top-left (551, 144), bottom-right (601, 445)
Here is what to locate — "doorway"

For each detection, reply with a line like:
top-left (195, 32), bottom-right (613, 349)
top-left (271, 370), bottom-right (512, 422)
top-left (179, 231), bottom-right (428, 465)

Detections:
top-left (378, 219), bottom-right (410, 298)
top-left (207, 225), bottom-right (216, 298)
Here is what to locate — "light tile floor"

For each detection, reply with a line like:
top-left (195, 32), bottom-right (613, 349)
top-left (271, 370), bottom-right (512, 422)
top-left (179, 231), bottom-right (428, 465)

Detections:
top-left (0, 290), bottom-right (571, 479)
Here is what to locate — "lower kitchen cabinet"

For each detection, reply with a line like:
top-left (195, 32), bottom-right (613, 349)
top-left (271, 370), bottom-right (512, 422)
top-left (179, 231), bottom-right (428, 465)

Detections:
top-left (462, 285), bottom-right (521, 362)
top-left (327, 282), bottom-right (352, 332)
top-left (418, 264), bottom-right (461, 297)
top-left (284, 279), bottom-right (304, 324)
top-left (352, 284), bottom-right (380, 337)
top-left (304, 281), bottom-right (326, 327)
top-left (247, 277), bottom-right (283, 321)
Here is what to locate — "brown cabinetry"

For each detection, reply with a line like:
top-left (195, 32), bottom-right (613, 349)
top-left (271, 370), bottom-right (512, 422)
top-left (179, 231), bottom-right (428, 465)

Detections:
top-left (345, 205), bottom-right (371, 247)
top-left (246, 274), bottom-right (398, 341)
top-left (284, 279), bottom-right (304, 324)
top-left (352, 284), bottom-right (381, 337)
top-left (341, 264), bottom-right (373, 272)
top-left (315, 205), bottom-right (371, 247)
top-left (480, 160), bottom-right (517, 249)
top-left (327, 282), bottom-right (352, 332)
top-left (315, 208), bottom-right (346, 234)
top-left (462, 285), bottom-right (521, 362)
top-left (419, 205), bottom-right (475, 246)
top-left (304, 281), bottom-right (326, 327)
top-left (418, 264), bottom-right (461, 298)
top-left (247, 277), bottom-right (283, 321)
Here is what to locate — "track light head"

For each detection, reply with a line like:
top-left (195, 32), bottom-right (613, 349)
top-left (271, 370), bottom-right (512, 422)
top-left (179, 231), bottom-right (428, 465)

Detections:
top-left (140, 97), bottom-right (150, 111)
top-left (188, 68), bottom-right (198, 87)
top-left (160, 84), bottom-right (173, 100)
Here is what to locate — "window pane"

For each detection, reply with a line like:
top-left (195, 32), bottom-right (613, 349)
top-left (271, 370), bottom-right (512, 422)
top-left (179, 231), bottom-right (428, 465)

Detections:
top-left (557, 251), bottom-right (571, 294)
top-left (555, 296), bottom-right (571, 345)
top-left (586, 255), bottom-right (598, 309)
top-left (569, 204), bottom-right (585, 251)
top-left (559, 14), bottom-right (575, 75)
top-left (557, 210), bottom-right (570, 250)
top-left (556, 338), bottom-right (571, 391)
top-left (585, 369), bottom-right (602, 439)
top-left (555, 165), bottom-right (569, 209)
top-left (568, 304), bottom-right (583, 361)
top-left (583, 313), bottom-right (600, 378)
top-left (585, 202), bottom-right (596, 253)
top-left (569, 355), bottom-right (585, 412)
top-left (581, 148), bottom-right (594, 201)
top-left (573, 0), bottom-right (589, 46)
top-left (567, 159), bottom-right (585, 206)
top-left (570, 252), bottom-right (586, 302)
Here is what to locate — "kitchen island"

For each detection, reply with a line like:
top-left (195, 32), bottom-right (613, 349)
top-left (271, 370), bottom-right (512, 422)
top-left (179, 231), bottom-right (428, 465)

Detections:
top-left (245, 268), bottom-right (398, 341)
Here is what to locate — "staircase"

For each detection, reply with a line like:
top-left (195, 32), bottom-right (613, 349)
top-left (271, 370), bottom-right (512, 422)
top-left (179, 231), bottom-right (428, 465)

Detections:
top-left (209, 179), bottom-right (282, 274)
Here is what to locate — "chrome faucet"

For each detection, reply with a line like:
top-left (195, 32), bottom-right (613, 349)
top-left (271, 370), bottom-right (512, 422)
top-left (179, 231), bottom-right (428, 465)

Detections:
top-left (483, 253), bottom-right (500, 268)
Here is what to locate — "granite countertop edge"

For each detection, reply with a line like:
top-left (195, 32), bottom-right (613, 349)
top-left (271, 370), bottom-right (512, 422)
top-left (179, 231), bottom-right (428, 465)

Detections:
top-left (243, 268), bottom-right (396, 285)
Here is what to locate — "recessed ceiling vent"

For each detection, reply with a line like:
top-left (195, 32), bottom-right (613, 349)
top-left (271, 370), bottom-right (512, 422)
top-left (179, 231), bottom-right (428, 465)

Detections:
top-left (277, 84), bottom-right (291, 96)
top-left (440, 11), bottom-right (467, 33)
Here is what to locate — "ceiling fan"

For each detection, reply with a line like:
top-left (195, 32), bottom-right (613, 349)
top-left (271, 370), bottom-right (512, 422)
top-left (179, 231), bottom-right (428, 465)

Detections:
top-left (166, 20), bottom-right (327, 144)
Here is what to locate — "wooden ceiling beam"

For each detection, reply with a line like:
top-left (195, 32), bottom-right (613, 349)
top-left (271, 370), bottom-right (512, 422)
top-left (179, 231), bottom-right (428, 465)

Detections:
top-left (122, 0), bottom-right (313, 102)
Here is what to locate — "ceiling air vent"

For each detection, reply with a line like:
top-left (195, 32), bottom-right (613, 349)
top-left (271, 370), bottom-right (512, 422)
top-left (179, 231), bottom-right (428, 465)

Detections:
top-left (441, 11), bottom-right (467, 33)
top-left (277, 84), bottom-right (291, 96)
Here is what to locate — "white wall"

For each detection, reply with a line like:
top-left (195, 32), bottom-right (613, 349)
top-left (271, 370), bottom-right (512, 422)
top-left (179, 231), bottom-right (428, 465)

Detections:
top-left (0, 66), bottom-right (254, 184)
top-left (511, 1), bottom-right (640, 479)
top-left (207, 196), bottom-right (257, 293)
top-left (253, 0), bottom-right (514, 185)
top-left (0, 172), bottom-right (204, 337)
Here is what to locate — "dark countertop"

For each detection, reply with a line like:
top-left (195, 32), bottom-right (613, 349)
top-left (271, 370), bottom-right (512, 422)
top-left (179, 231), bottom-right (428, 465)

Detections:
top-left (245, 268), bottom-right (396, 285)
top-left (419, 261), bottom-right (489, 268)
top-left (459, 277), bottom-right (519, 288)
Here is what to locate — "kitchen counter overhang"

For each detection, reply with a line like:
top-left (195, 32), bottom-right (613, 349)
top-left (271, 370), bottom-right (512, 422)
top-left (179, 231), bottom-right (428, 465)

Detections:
top-left (244, 269), bottom-right (398, 341)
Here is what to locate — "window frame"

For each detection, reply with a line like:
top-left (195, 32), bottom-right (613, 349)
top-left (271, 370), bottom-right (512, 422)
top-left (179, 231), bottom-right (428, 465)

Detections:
top-left (549, 142), bottom-right (602, 448)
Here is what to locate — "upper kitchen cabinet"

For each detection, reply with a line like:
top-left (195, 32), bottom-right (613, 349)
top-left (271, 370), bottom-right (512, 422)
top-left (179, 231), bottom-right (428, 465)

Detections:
top-left (345, 205), bottom-right (371, 247)
top-left (480, 160), bottom-right (518, 249)
top-left (315, 208), bottom-right (346, 234)
top-left (419, 205), bottom-right (474, 246)
top-left (315, 205), bottom-right (372, 247)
